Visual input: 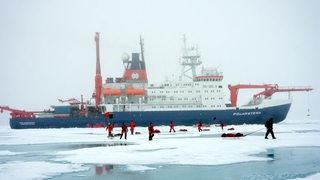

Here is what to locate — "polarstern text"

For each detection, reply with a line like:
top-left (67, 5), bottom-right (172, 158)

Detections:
top-left (233, 112), bottom-right (261, 116)
top-left (19, 122), bottom-right (35, 125)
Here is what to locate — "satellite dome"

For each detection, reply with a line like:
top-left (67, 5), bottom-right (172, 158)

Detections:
top-left (122, 53), bottom-right (130, 62)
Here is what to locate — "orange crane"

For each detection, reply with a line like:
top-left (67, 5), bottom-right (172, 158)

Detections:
top-left (0, 105), bottom-right (45, 118)
top-left (228, 84), bottom-right (313, 107)
top-left (58, 95), bottom-right (86, 115)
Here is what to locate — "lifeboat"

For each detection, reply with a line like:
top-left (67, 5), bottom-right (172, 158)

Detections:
top-left (103, 88), bottom-right (122, 96)
top-left (126, 88), bottom-right (145, 96)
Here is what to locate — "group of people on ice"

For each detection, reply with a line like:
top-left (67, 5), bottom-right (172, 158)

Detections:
top-left (105, 120), bottom-right (155, 141)
top-left (106, 118), bottom-right (276, 140)
top-left (106, 120), bottom-right (135, 140)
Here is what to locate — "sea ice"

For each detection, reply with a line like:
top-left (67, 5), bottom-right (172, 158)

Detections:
top-left (0, 118), bottom-right (319, 179)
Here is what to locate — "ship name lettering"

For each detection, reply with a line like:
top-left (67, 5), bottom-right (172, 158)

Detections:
top-left (233, 111), bottom-right (261, 116)
top-left (19, 122), bottom-right (36, 125)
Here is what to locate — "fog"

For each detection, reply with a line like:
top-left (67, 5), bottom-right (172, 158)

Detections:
top-left (0, 0), bottom-right (319, 125)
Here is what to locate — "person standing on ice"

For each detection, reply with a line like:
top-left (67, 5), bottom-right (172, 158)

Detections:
top-left (197, 121), bottom-right (202, 132)
top-left (106, 123), bottom-right (113, 137)
top-left (220, 121), bottom-right (224, 130)
top-left (120, 122), bottom-right (128, 140)
top-left (169, 121), bottom-right (176, 133)
top-left (148, 122), bottom-right (155, 141)
top-left (129, 120), bottom-right (135, 135)
top-left (265, 118), bottom-right (276, 139)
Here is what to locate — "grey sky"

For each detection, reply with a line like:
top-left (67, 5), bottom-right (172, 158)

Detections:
top-left (0, 0), bottom-right (319, 125)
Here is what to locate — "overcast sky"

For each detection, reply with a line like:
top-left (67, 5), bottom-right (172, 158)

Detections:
top-left (0, 0), bottom-right (319, 125)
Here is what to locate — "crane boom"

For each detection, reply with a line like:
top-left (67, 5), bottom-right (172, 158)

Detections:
top-left (228, 84), bottom-right (276, 107)
top-left (58, 98), bottom-right (81, 105)
top-left (0, 106), bottom-right (42, 118)
top-left (228, 84), bottom-right (313, 107)
top-left (254, 86), bottom-right (313, 99)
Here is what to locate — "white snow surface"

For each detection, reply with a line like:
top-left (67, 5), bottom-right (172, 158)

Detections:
top-left (0, 161), bottom-right (88, 180)
top-left (0, 119), bottom-right (319, 179)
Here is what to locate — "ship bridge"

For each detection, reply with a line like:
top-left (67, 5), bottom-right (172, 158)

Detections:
top-left (194, 67), bottom-right (223, 82)
top-left (194, 75), bottom-right (223, 82)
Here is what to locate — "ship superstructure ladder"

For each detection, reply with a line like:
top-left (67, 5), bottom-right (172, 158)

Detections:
top-left (179, 35), bottom-right (202, 81)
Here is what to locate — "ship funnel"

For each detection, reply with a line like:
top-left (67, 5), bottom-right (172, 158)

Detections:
top-left (121, 36), bottom-right (148, 82)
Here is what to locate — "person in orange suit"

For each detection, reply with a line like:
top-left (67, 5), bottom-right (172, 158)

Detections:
top-left (106, 123), bottom-right (113, 137)
top-left (129, 120), bottom-right (135, 135)
top-left (169, 121), bottom-right (176, 133)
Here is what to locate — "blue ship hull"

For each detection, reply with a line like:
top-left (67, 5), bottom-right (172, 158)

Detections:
top-left (9, 103), bottom-right (291, 129)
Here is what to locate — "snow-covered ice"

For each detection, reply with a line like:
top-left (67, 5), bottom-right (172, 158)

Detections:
top-left (0, 119), bottom-right (319, 179)
top-left (0, 161), bottom-right (88, 180)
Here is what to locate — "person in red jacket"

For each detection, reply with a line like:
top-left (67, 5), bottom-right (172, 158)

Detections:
top-left (106, 123), bottom-right (113, 137)
top-left (197, 121), bottom-right (202, 132)
top-left (148, 122), bottom-right (154, 141)
top-left (120, 122), bottom-right (128, 140)
top-left (129, 120), bottom-right (135, 135)
top-left (169, 121), bottom-right (176, 133)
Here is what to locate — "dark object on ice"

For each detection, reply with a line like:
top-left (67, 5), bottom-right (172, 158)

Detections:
top-left (179, 129), bottom-right (188, 132)
top-left (113, 133), bottom-right (122, 137)
top-left (227, 127), bottom-right (235, 131)
top-left (221, 133), bottom-right (244, 137)
top-left (220, 121), bottom-right (224, 130)
top-left (265, 118), bottom-right (276, 139)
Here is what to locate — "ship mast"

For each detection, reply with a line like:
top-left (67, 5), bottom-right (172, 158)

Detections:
top-left (140, 35), bottom-right (145, 63)
top-left (179, 34), bottom-right (202, 81)
top-left (94, 32), bottom-right (102, 108)
top-left (139, 35), bottom-right (147, 77)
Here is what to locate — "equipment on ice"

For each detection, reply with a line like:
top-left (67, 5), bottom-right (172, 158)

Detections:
top-left (221, 133), bottom-right (245, 137)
